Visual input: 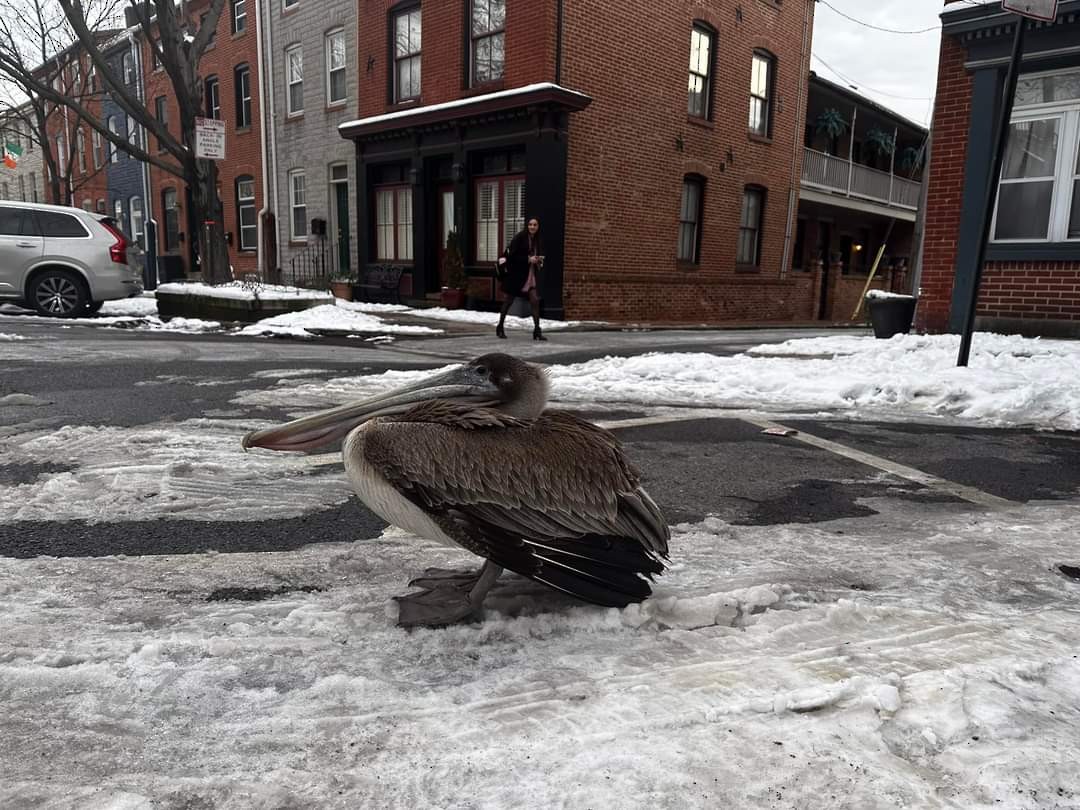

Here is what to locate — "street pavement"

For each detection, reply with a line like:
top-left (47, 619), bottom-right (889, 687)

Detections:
top-left (2, 313), bottom-right (1078, 562)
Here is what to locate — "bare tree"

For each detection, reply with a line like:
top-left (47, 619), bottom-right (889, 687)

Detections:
top-left (0, 0), bottom-right (231, 283)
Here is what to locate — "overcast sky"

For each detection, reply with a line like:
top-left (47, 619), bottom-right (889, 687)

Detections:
top-left (810, 0), bottom-right (952, 127)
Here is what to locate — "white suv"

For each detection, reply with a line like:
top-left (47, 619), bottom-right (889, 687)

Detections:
top-left (0, 201), bottom-right (142, 317)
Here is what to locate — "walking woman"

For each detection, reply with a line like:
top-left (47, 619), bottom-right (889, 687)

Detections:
top-left (496, 217), bottom-right (547, 341)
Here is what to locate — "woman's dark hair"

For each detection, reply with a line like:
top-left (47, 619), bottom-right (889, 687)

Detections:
top-left (522, 217), bottom-right (542, 253)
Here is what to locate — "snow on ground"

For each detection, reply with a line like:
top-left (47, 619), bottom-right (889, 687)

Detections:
top-left (156, 282), bottom-right (334, 302)
top-left (0, 332), bottom-right (25, 340)
top-left (399, 305), bottom-right (584, 331)
top-left (235, 304), bottom-right (442, 338)
top-left (2, 502), bottom-right (1079, 808)
top-left (234, 333), bottom-right (1080, 432)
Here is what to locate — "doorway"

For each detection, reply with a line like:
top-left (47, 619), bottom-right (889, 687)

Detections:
top-left (329, 164), bottom-right (350, 276)
top-left (435, 184), bottom-right (454, 287)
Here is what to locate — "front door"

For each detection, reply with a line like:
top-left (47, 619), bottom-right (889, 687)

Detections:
top-left (330, 164), bottom-right (350, 276)
top-left (436, 185), bottom-right (454, 287)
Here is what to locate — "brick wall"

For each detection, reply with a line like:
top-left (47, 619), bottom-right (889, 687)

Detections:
top-left (560, 0), bottom-right (815, 322)
top-left (356, 0), bottom-right (555, 117)
top-left (143, 2), bottom-right (263, 279)
top-left (979, 263), bottom-right (1080, 323)
top-left (916, 34), bottom-right (970, 333)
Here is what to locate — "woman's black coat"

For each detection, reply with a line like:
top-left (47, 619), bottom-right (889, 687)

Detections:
top-left (500, 229), bottom-right (540, 297)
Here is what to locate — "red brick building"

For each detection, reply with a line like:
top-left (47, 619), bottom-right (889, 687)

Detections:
top-left (341, 0), bottom-right (816, 322)
top-left (141, 1), bottom-right (263, 280)
top-left (36, 40), bottom-right (115, 213)
top-left (919, 1), bottom-right (1080, 337)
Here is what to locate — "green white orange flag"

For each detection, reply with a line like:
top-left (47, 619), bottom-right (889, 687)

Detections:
top-left (2, 142), bottom-right (23, 169)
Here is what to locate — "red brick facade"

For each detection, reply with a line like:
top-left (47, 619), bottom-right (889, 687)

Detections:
top-left (560, 0), bottom-right (815, 322)
top-left (919, 1), bottom-right (1080, 337)
top-left (143, 4), bottom-right (263, 279)
top-left (917, 34), bottom-right (972, 333)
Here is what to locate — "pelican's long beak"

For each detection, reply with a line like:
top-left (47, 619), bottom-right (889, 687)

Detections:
top-left (242, 366), bottom-right (496, 452)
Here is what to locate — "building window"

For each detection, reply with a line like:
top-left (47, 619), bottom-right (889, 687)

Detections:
top-left (162, 187), bottom-right (180, 251)
top-left (130, 196), bottom-right (144, 243)
top-left (749, 51), bottom-right (775, 137)
top-left (76, 129), bottom-right (87, 174)
top-left (55, 132), bottom-right (66, 173)
top-left (151, 40), bottom-right (161, 70)
top-left (993, 72), bottom-right (1080, 242)
top-left (283, 0), bottom-right (298, 9)
top-left (688, 24), bottom-right (714, 119)
top-left (17, 175), bottom-right (25, 201)
top-left (475, 177), bottom-right (524, 262)
top-left (154, 96), bottom-right (167, 151)
top-left (29, 172), bottom-right (37, 202)
top-left (375, 186), bottom-right (413, 261)
top-left (97, 199), bottom-right (106, 214)
top-left (232, 0), bottom-right (246, 33)
top-left (236, 175), bottom-right (256, 250)
top-left (471, 0), bottom-right (505, 85)
top-left (393, 7), bottom-right (421, 103)
top-left (678, 176), bottom-right (703, 263)
top-left (126, 115), bottom-right (138, 149)
top-left (737, 187), bottom-right (765, 266)
top-left (205, 75), bottom-right (220, 119)
top-left (289, 170), bottom-right (307, 240)
top-left (326, 29), bottom-right (346, 104)
top-left (114, 198), bottom-right (124, 228)
top-left (234, 64), bottom-right (252, 128)
top-left (107, 116), bottom-right (120, 163)
top-left (1, 182), bottom-right (8, 199)
top-left (122, 52), bottom-right (135, 85)
top-left (285, 46), bottom-right (303, 115)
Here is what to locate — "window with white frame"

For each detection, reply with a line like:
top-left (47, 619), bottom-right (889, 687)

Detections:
top-left (234, 64), bottom-right (252, 128)
top-left (688, 24), bottom-right (714, 119)
top-left (205, 75), bottom-right (221, 119)
top-left (737, 186), bottom-right (765, 265)
top-left (393, 7), bottom-right (421, 102)
top-left (107, 116), bottom-right (120, 163)
top-left (993, 69), bottom-right (1080, 243)
top-left (92, 128), bottom-right (103, 168)
top-left (471, 0), bottom-right (505, 86)
top-left (326, 29), bottom-right (346, 104)
top-left (55, 132), bottom-right (66, 173)
top-left (474, 176), bottom-right (524, 262)
top-left (122, 51), bottom-right (135, 85)
top-left (283, 0), bottom-right (298, 9)
top-left (76, 129), bottom-right (87, 173)
top-left (289, 170), bottom-right (307, 240)
top-left (236, 175), bottom-right (256, 250)
top-left (286, 46), bottom-right (304, 115)
top-left (130, 196), bottom-right (144, 243)
top-left (29, 172), bottom-right (37, 202)
top-left (232, 0), bottom-right (247, 33)
top-left (375, 186), bottom-right (413, 261)
top-left (17, 175), bottom-right (25, 201)
top-left (114, 198), bottom-right (124, 228)
top-left (678, 176), bottom-right (703, 262)
top-left (127, 115), bottom-right (138, 148)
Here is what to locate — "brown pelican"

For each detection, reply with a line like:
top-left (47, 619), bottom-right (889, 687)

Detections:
top-left (242, 354), bottom-right (669, 627)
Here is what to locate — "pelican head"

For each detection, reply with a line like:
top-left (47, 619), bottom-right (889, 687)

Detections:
top-left (242, 353), bottom-right (549, 452)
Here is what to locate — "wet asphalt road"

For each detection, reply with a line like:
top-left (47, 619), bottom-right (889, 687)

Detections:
top-left (2, 315), bottom-right (1078, 560)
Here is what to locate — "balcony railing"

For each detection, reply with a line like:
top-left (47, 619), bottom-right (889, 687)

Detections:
top-left (802, 148), bottom-right (921, 211)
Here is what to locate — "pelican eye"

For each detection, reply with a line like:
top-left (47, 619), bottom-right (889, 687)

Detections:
top-left (475, 365), bottom-right (487, 376)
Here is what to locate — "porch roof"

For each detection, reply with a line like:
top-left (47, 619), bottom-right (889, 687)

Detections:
top-left (338, 82), bottom-right (592, 141)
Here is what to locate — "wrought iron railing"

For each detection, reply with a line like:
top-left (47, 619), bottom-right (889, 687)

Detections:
top-left (288, 236), bottom-right (332, 290)
top-left (802, 148), bottom-right (921, 210)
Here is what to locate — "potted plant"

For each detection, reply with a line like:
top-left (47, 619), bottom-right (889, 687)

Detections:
top-left (329, 271), bottom-right (356, 301)
top-left (814, 108), bottom-right (848, 155)
top-left (440, 230), bottom-right (467, 309)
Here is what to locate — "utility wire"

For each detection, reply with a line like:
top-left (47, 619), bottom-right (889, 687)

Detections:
top-left (818, 0), bottom-right (942, 34)
top-left (812, 54), bottom-right (934, 102)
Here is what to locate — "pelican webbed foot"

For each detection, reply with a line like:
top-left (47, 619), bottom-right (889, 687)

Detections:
top-left (393, 561), bottom-right (503, 628)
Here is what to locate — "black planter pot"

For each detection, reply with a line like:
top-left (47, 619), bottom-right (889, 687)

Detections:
top-left (866, 295), bottom-right (917, 339)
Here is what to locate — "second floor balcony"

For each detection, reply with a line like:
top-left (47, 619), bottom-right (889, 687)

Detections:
top-left (801, 147), bottom-right (922, 215)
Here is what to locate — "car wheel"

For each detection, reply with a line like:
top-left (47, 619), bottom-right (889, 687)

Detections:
top-left (84, 300), bottom-right (104, 315)
top-left (30, 270), bottom-right (88, 318)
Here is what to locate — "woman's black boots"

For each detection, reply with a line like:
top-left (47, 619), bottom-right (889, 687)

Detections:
top-left (533, 326), bottom-right (547, 341)
top-left (496, 323), bottom-right (507, 339)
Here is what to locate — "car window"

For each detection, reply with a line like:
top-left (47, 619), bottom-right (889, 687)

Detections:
top-left (0, 207), bottom-right (24, 236)
top-left (37, 210), bottom-right (89, 238)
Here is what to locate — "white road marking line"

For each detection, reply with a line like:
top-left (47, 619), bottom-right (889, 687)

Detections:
top-left (742, 417), bottom-right (1014, 510)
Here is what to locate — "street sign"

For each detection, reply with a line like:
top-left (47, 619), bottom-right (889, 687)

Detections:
top-left (1002, 0), bottom-right (1058, 21)
top-left (194, 117), bottom-right (226, 160)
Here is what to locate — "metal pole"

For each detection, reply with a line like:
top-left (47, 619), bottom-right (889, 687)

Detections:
top-left (957, 15), bottom-right (1026, 367)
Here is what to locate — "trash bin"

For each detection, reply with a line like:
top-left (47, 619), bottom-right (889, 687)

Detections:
top-left (865, 294), bottom-right (917, 339)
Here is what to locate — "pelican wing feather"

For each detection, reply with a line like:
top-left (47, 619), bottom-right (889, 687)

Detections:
top-left (363, 410), bottom-right (670, 607)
